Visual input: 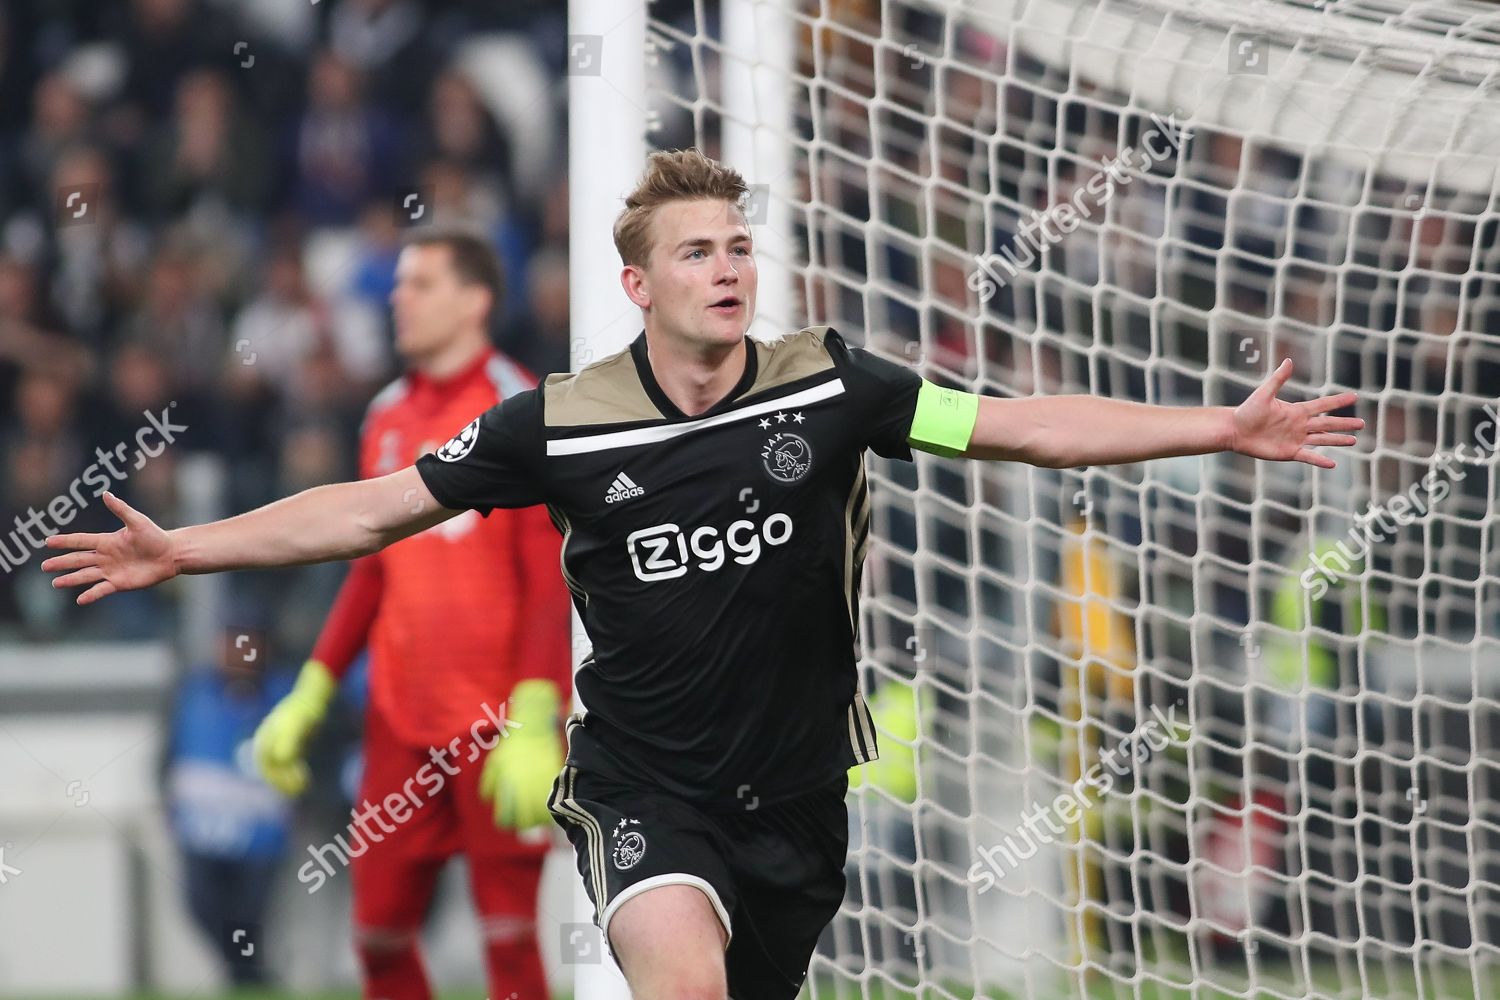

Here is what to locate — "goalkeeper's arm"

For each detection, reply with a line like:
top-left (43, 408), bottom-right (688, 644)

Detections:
top-left (43, 466), bottom-right (455, 605)
top-left (477, 506), bottom-right (573, 831)
top-left (909, 359), bottom-right (1361, 469)
top-left (254, 554), bottom-right (385, 797)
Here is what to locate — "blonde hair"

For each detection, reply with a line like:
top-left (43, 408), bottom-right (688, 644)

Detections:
top-left (613, 148), bottom-right (749, 267)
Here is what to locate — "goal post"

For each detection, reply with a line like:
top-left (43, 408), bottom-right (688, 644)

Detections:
top-left (576, 0), bottom-right (1500, 997)
top-left (568, 0), bottom-right (645, 995)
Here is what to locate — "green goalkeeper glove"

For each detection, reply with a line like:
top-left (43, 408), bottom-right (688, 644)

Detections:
top-left (849, 681), bottom-right (930, 803)
top-left (479, 679), bottom-right (564, 831)
top-left (252, 659), bottom-right (337, 797)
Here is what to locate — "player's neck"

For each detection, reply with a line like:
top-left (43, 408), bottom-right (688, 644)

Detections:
top-left (412, 333), bottom-right (490, 383)
top-left (643, 330), bottom-right (747, 417)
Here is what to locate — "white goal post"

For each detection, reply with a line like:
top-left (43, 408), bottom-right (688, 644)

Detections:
top-left (571, 1), bottom-right (1500, 997)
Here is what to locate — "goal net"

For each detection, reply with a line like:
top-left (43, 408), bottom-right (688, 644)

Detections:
top-left (639, 0), bottom-right (1500, 997)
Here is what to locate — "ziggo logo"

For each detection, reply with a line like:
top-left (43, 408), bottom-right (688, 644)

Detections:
top-left (626, 515), bottom-right (793, 582)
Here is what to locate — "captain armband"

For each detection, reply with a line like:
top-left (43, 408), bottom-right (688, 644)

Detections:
top-left (907, 380), bottom-right (980, 458)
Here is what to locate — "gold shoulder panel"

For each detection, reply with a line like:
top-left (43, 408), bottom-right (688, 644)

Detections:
top-left (542, 347), bottom-right (661, 427)
top-left (748, 326), bottom-right (836, 397)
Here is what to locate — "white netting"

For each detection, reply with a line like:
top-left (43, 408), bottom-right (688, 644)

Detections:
top-left (643, 1), bottom-right (1500, 997)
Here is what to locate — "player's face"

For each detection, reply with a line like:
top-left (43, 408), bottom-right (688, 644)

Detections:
top-left (629, 198), bottom-right (756, 350)
top-left (389, 244), bottom-right (488, 360)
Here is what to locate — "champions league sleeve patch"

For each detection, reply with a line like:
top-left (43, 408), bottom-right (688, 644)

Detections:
top-left (436, 416), bottom-right (481, 462)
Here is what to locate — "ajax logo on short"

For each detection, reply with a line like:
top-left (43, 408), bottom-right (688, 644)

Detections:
top-left (612, 818), bottom-right (646, 871)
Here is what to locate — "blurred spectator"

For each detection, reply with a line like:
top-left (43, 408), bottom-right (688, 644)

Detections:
top-left (229, 244), bottom-right (389, 407)
top-left (121, 242), bottom-right (228, 399)
top-left (501, 245), bottom-right (569, 376)
top-left (111, 0), bottom-right (230, 127)
top-left (1, 371), bottom-right (85, 515)
top-left (43, 144), bottom-right (151, 344)
top-left (87, 341), bottom-right (176, 445)
top-left (18, 71), bottom-right (93, 210)
top-left (140, 69), bottom-right (269, 224)
top-left (287, 50), bottom-right (402, 227)
top-left (0, 370), bottom-right (99, 637)
top-left (0, 253), bottom-right (67, 336)
top-left (414, 69), bottom-right (514, 198)
top-left (0, 254), bottom-right (94, 412)
top-left (417, 157), bottom-right (502, 231)
top-left (347, 198), bottom-right (404, 308)
top-left (164, 625), bottom-right (295, 988)
top-left (79, 339), bottom-right (205, 511)
top-left (328, 0), bottom-right (438, 115)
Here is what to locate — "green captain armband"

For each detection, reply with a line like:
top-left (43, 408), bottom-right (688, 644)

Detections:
top-left (907, 380), bottom-right (980, 457)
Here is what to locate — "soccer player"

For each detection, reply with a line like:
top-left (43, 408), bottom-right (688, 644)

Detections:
top-left (250, 230), bottom-right (572, 1000)
top-left (43, 149), bottom-right (1362, 1000)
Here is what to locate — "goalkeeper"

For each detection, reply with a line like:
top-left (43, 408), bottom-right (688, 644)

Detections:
top-left (252, 231), bottom-right (571, 1000)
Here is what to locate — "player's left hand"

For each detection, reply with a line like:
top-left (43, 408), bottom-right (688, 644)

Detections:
top-left (479, 679), bottom-right (564, 831)
top-left (1230, 359), bottom-right (1363, 469)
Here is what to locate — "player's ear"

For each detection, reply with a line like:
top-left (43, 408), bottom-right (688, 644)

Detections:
top-left (620, 265), bottom-right (651, 309)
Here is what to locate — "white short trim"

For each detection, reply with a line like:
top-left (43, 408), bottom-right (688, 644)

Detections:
top-left (599, 872), bottom-right (734, 955)
top-left (546, 379), bottom-right (845, 455)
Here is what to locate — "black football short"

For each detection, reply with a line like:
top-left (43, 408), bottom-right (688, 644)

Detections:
top-left (548, 758), bottom-right (849, 999)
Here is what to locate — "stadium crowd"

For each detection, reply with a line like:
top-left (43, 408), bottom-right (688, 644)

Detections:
top-left (0, 0), bottom-right (575, 642)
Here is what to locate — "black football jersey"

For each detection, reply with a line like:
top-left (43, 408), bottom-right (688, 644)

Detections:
top-left (415, 326), bottom-right (922, 806)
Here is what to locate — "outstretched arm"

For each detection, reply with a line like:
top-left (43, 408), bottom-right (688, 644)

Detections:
top-left (942, 360), bottom-right (1361, 469)
top-left (42, 465), bottom-right (455, 605)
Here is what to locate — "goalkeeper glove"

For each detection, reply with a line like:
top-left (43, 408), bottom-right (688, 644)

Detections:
top-left (479, 679), bottom-right (564, 831)
top-left (252, 659), bottom-right (337, 797)
top-left (849, 681), bottom-right (931, 803)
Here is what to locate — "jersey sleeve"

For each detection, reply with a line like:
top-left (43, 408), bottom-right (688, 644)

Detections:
top-left (824, 328), bottom-right (924, 461)
top-left (414, 388), bottom-right (548, 513)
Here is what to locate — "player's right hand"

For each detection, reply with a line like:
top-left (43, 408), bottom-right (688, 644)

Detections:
top-left (42, 491), bottom-right (177, 605)
top-left (253, 659), bottom-right (338, 797)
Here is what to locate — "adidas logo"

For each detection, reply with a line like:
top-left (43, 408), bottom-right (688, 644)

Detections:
top-left (605, 472), bottom-right (645, 504)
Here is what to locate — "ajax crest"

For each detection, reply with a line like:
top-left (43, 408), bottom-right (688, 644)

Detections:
top-left (612, 818), bottom-right (646, 871)
top-left (762, 432), bottom-right (812, 483)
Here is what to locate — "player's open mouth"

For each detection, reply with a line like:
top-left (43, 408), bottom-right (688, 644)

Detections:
top-left (709, 297), bottom-right (741, 314)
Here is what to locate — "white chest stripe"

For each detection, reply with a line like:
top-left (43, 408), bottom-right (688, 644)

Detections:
top-left (545, 378), bottom-right (845, 456)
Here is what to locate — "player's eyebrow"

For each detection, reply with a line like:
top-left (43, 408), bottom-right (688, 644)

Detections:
top-left (673, 233), bottom-right (753, 253)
